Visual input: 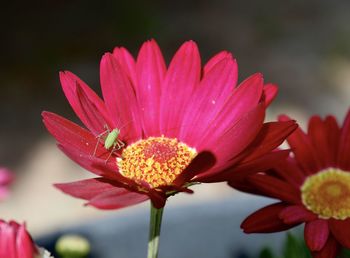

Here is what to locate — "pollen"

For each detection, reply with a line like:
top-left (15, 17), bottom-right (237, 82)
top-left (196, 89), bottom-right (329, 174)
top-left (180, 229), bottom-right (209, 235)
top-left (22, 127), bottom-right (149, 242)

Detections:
top-left (117, 136), bottom-right (197, 188)
top-left (301, 168), bottom-right (350, 220)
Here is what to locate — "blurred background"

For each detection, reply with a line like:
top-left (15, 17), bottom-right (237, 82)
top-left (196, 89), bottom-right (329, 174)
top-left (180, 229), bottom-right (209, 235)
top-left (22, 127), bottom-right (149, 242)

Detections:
top-left (0, 0), bottom-right (350, 256)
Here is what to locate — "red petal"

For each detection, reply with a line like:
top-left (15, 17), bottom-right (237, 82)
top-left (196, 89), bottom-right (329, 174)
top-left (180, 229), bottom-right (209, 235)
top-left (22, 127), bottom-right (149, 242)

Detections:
top-left (338, 109), bottom-right (350, 170)
top-left (203, 51), bottom-right (233, 75)
top-left (304, 219), bottom-right (329, 251)
top-left (329, 218), bottom-right (350, 248)
top-left (87, 188), bottom-right (148, 210)
top-left (325, 115), bottom-right (340, 166)
top-left (248, 174), bottom-right (300, 203)
top-left (241, 202), bottom-right (296, 233)
top-left (263, 83), bottom-right (278, 107)
top-left (100, 53), bottom-right (142, 142)
top-left (308, 116), bottom-right (335, 168)
top-left (160, 41), bottom-right (201, 138)
top-left (312, 235), bottom-right (340, 258)
top-left (278, 205), bottom-right (317, 224)
top-left (136, 39), bottom-right (166, 137)
top-left (273, 158), bottom-right (305, 188)
top-left (280, 115), bottom-right (321, 174)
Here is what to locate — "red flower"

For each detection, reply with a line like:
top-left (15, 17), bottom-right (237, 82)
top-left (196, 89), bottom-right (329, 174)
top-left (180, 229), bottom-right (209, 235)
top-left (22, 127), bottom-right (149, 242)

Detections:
top-left (239, 109), bottom-right (350, 258)
top-left (0, 220), bottom-right (37, 258)
top-left (42, 40), bottom-right (296, 210)
top-left (0, 167), bottom-right (14, 201)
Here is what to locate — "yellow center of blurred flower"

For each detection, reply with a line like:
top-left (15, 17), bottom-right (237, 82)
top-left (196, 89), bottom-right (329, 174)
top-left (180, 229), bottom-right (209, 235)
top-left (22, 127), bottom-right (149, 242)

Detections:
top-left (117, 136), bottom-right (197, 188)
top-left (301, 168), bottom-right (350, 220)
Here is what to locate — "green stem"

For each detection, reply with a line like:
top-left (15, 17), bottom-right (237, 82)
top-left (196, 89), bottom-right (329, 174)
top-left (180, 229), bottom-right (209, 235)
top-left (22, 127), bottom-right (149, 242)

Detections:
top-left (147, 203), bottom-right (164, 258)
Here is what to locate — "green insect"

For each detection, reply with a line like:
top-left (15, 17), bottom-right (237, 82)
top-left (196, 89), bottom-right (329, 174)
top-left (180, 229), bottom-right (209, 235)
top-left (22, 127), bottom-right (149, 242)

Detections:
top-left (92, 125), bottom-right (126, 162)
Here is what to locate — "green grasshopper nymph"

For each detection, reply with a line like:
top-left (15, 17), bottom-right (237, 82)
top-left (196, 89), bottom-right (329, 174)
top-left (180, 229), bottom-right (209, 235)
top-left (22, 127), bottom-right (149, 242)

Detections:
top-left (92, 123), bottom-right (129, 162)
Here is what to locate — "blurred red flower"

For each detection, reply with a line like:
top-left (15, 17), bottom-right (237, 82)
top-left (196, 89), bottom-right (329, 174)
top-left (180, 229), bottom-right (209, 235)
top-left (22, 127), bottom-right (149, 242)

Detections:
top-left (240, 109), bottom-right (350, 258)
top-left (0, 167), bottom-right (14, 201)
top-left (0, 220), bottom-right (37, 258)
top-left (42, 40), bottom-right (296, 210)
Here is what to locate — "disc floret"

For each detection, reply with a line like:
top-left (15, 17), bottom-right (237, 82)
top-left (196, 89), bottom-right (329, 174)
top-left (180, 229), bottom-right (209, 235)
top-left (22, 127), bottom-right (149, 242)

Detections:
top-left (117, 136), bottom-right (197, 188)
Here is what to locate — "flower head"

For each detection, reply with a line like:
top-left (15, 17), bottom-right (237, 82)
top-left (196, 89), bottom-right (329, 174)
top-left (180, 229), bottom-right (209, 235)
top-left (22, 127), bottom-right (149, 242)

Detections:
top-left (0, 167), bottom-right (14, 201)
top-left (239, 109), bottom-right (350, 258)
top-left (43, 40), bottom-right (296, 209)
top-left (0, 220), bottom-right (37, 258)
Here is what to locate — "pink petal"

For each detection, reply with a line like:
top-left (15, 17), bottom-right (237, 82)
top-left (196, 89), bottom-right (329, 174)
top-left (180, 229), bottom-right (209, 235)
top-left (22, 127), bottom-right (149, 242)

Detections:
top-left (160, 41), bottom-right (201, 137)
top-left (180, 55), bottom-right (238, 146)
top-left (248, 174), bottom-right (301, 204)
top-left (329, 218), bottom-right (350, 249)
top-left (304, 219), bottom-right (329, 251)
top-left (136, 39), bottom-right (166, 136)
top-left (54, 177), bottom-right (126, 200)
top-left (262, 83), bottom-right (278, 106)
top-left (59, 71), bottom-right (110, 135)
top-left (338, 109), bottom-right (350, 170)
top-left (16, 224), bottom-right (36, 258)
top-left (203, 51), bottom-right (233, 75)
top-left (0, 222), bottom-right (16, 258)
top-left (200, 149), bottom-right (290, 183)
top-left (238, 120), bottom-right (297, 163)
top-left (241, 202), bottom-right (296, 233)
top-left (0, 167), bottom-right (14, 186)
top-left (280, 115), bottom-right (322, 174)
top-left (278, 205), bottom-right (317, 224)
top-left (100, 53), bottom-right (142, 142)
top-left (113, 47), bottom-right (137, 87)
top-left (205, 103), bottom-right (265, 169)
top-left (312, 235), bottom-right (340, 258)
top-left (87, 188), bottom-right (148, 210)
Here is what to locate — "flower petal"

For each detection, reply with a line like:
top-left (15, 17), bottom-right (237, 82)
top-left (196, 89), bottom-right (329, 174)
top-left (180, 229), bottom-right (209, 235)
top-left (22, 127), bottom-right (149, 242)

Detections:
top-left (312, 235), bottom-right (340, 258)
top-left (238, 120), bottom-right (297, 163)
top-left (280, 115), bottom-right (322, 174)
top-left (241, 202), bottom-right (296, 233)
top-left (54, 178), bottom-right (126, 200)
top-left (87, 188), bottom-right (148, 210)
top-left (304, 219), bottom-right (329, 251)
top-left (16, 223), bottom-right (37, 258)
top-left (160, 41), bottom-right (201, 137)
top-left (329, 218), bottom-right (350, 248)
top-left (248, 174), bottom-right (300, 203)
top-left (100, 53), bottom-right (142, 142)
top-left (338, 109), bottom-right (350, 170)
top-left (59, 71), bottom-right (110, 135)
top-left (180, 55), bottom-right (238, 146)
top-left (203, 51), bottom-right (233, 75)
top-left (136, 39), bottom-right (166, 136)
top-left (113, 47), bottom-right (137, 87)
top-left (263, 83), bottom-right (278, 107)
top-left (0, 222), bottom-right (16, 258)
top-left (278, 205), bottom-right (317, 224)
top-left (273, 158), bottom-right (305, 188)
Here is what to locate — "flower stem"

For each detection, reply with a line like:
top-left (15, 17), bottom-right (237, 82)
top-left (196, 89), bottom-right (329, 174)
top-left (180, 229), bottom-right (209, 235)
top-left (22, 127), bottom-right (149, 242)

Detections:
top-left (147, 203), bottom-right (164, 258)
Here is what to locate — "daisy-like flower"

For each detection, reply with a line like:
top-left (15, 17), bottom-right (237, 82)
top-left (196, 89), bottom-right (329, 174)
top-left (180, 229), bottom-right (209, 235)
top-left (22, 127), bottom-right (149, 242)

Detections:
top-left (42, 40), bottom-right (297, 210)
top-left (240, 109), bottom-right (350, 258)
top-left (0, 167), bottom-right (14, 201)
top-left (0, 220), bottom-right (53, 258)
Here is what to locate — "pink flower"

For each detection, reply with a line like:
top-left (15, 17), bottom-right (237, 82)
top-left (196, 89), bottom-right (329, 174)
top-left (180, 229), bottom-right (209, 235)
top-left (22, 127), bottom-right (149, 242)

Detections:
top-left (43, 40), bottom-right (296, 210)
top-left (0, 168), bottom-right (14, 201)
top-left (0, 220), bottom-right (37, 258)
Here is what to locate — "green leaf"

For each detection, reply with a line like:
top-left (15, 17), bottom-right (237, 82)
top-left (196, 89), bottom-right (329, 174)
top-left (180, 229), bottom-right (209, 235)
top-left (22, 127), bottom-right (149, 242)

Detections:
top-left (259, 247), bottom-right (276, 258)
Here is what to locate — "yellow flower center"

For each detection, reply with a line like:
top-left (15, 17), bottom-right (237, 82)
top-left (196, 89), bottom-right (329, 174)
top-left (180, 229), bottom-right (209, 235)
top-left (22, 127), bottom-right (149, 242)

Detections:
top-left (117, 136), bottom-right (197, 188)
top-left (301, 168), bottom-right (350, 220)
